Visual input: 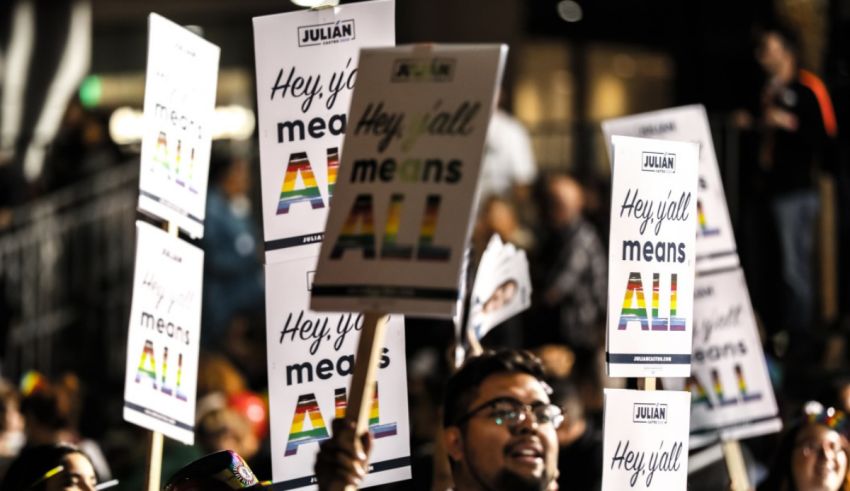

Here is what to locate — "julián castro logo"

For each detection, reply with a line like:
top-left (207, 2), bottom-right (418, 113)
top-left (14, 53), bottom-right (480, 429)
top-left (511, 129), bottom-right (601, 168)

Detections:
top-left (632, 403), bottom-right (667, 424)
top-left (391, 58), bottom-right (455, 82)
top-left (641, 152), bottom-right (676, 173)
top-left (298, 19), bottom-right (355, 47)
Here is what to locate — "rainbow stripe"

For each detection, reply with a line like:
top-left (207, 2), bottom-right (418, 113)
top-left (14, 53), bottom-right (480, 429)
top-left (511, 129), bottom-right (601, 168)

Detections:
top-left (382, 194), bottom-right (413, 259)
top-left (284, 394), bottom-right (330, 456)
top-left (277, 152), bottom-right (325, 215)
top-left (330, 195), bottom-right (376, 259)
top-left (735, 365), bottom-right (762, 402)
top-left (327, 148), bottom-right (339, 200)
top-left (135, 340), bottom-right (158, 388)
top-left (617, 272), bottom-right (649, 330)
top-left (669, 274), bottom-right (686, 331)
top-left (686, 376), bottom-right (713, 409)
top-left (154, 132), bottom-right (170, 171)
top-left (697, 200), bottom-right (720, 237)
top-left (651, 273), bottom-right (666, 331)
top-left (417, 195), bottom-right (450, 261)
top-left (175, 353), bottom-right (187, 402)
top-left (712, 369), bottom-right (736, 407)
top-left (161, 347), bottom-right (173, 397)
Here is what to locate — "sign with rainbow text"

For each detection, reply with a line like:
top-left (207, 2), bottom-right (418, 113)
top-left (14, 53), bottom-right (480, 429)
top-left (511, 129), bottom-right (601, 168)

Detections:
top-left (607, 135), bottom-right (699, 377)
top-left (123, 221), bottom-right (203, 444)
top-left (601, 105), bottom-right (737, 272)
top-left (666, 267), bottom-right (781, 447)
top-left (266, 256), bottom-right (410, 489)
top-left (602, 389), bottom-right (691, 490)
top-left (253, 0), bottom-right (395, 264)
top-left (311, 44), bottom-right (508, 316)
top-left (138, 13), bottom-right (220, 238)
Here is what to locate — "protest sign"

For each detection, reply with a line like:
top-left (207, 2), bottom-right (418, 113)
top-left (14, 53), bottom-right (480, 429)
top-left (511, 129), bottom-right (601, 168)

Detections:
top-left (602, 388), bottom-right (691, 490)
top-left (607, 135), bottom-right (699, 378)
top-left (266, 256), bottom-right (410, 490)
top-left (310, 44), bottom-right (508, 316)
top-left (138, 14), bottom-right (220, 238)
top-left (123, 221), bottom-right (203, 445)
top-left (667, 267), bottom-right (781, 446)
top-left (253, 0), bottom-right (395, 264)
top-left (601, 105), bottom-right (737, 271)
top-left (467, 235), bottom-right (531, 342)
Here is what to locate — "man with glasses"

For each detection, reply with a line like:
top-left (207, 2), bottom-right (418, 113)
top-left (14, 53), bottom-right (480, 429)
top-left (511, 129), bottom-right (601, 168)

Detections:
top-left (315, 349), bottom-right (562, 490)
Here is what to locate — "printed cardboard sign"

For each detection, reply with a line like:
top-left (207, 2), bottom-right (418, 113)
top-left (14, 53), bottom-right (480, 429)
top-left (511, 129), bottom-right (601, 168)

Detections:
top-left (668, 267), bottom-right (781, 444)
top-left (310, 44), bottom-right (508, 316)
top-left (602, 389), bottom-right (691, 490)
top-left (266, 257), bottom-right (410, 489)
top-left (253, 0), bottom-right (395, 264)
top-left (601, 105), bottom-right (737, 271)
top-left (467, 235), bottom-right (532, 341)
top-left (123, 221), bottom-right (203, 444)
top-left (138, 13), bottom-right (220, 238)
top-left (607, 135), bottom-right (699, 377)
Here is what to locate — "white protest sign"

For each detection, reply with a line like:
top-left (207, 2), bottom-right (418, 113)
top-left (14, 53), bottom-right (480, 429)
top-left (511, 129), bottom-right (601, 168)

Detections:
top-left (602, 389), bottom-right (691, 490)
top-left (667, 267), bottom-right (781, 446)
top-left (311, 44), bottom-right (508, 316)
top-left (467, 235), bottom-right (532, 341)
top-left (602, 105), bottom-right (737, 271)
top-left (123, 221), bottom-right (203, 444)
top-left (253, 0), bottom-right (395, 264)
top-left (607, 135), bottom-right (698, 377)
top-left (266, 256), bottom-right (410, 490)
top-left (138, 14), bottom-right (220, 238)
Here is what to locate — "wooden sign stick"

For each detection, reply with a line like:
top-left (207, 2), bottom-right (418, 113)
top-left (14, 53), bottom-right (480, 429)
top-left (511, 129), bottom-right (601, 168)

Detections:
top-left (722, 439), bottom-right (751, 491)
top-left (642, 377), bottom-right (657, 391)
top-left (330, 311), bottom-right (390, 491)
top-left (142, 220), bottom-right (179, 491)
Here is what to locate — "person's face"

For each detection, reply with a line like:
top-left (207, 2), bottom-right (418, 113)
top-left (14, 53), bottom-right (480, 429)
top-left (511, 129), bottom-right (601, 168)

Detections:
top-left (791, 425), bottom-right (848, 491)
top-left (447, 373), bottom-right (558, 491)
top-left (44, 453), bottom-right (97, 491)
top-left (757, 32), bottom-right (790, 77)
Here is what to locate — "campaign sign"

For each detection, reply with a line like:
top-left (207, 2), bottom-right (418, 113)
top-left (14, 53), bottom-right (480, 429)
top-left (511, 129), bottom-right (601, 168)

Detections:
top-left (602, 105), bottom-right (737, 271)
top-left (138, 14), bottom-right (220, 238)
top-left (123, 221), bottom-right (203, 444)
top-left (310, 44), bottom-right (508, 316)
top-left (671, 267), bottom-right (781, 445)
top-left (266, 257), bottom-right (410, 490)
top-left (467, 235), bottom-right (532, 341)
top-left (607, 135), bottom-right (699, 377)
top-left (602, 389), bottom-right (691, 490)
top-left (253, 0), bottom-right (395, 264)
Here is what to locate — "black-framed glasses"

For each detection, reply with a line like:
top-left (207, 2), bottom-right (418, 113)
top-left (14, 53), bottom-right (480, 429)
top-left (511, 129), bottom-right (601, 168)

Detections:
top-left (456, 396), bottom-right (564, 429)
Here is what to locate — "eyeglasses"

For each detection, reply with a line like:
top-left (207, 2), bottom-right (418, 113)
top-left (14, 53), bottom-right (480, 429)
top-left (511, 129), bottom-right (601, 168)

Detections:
top-left (794, 438), bottom-right (845, 457)
top-left (456, 397), bottom-right (564, 429)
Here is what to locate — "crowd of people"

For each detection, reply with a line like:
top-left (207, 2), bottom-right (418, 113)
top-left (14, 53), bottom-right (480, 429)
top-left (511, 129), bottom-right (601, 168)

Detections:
top-left (0, 16), bottom-right (848, 491)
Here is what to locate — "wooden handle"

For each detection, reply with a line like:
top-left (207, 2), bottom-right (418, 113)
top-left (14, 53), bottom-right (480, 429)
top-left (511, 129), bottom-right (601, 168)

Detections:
top-left (144, 431), bottom-right (163, 491)
top-left (642, 377), bottom-right (657, 391)
top-left (329, 312), bottom-right (389, 491)
top-left (722, 439), bottom-right (751, 491)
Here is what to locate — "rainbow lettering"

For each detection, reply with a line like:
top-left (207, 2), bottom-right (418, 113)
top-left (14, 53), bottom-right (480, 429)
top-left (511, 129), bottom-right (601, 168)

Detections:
top-left (697, 200), bottom-right (720, 237)
top-left (417, 195), bottom-right (449, 261)
top-left (135, 340), bottom-right (158, 389)
top-left (735, 364), bottom-right (762, 402)
top-left (161, 347), bottom-right (173, 397)
top-left (668, 274), bottom-right (686, 331)
top-left (330, 194), bottom-right (376, 259)
top-left (382, 194), bottom-right (413, 259)
top-left (284, 393), bottom-right (330, 457)
top-left (175, 353), bottom-right (187, 402)
top-left (685, 376), bottom-right (713, 409)
top-left (155, 132), bottom-right (169, 171)
top-left (327, 148), bottom-right (339, 201)
top-left (711, 369), bottom-right (737, 406)
top-left (277, 152), bottom-right (325, 215)
top-left (617, 272), bottom-right (649, 330)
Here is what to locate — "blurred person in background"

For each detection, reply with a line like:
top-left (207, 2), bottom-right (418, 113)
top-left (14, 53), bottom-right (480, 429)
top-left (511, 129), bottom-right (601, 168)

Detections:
top-left (549, 378), bottom-right (601, 491)
top-left (0, 381), bottom-right (24, 479)
top-left (0, 443), bottom-right (108, 491)
top-left (473, 196), bottom-right (534, 253)
top-left (164, 449), bottom-right (268, 490)
top-left (760, 402), bottom-right (850, 491)
top-left (18, 372), bottom-right (110, 483)
top-left (528, 173), bottom-right (606, 355)
top-left (479, 98), bottom-right (537, 204)
top-left (201, 145), bottom-right (264, 350)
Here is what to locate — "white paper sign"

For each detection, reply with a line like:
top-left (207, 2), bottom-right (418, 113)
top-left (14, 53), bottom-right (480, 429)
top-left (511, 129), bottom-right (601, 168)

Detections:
top-left (253, 0), bottom-right (395, 264)
top-left (123, 221), bottom-right (203, 444)
top-left (138, 14), bottom-right (220, 238)
top-left (601, 105), bottom-right (737, 271)
top-left (467, 235), bottom-right (532, 341)
top-left (667, 267), bottom-right (781, 445)
top-left (607, 135), bottom-right (698, 377)
top-left (266, 257), bottom-right (410, 490)
top-left (311, 44), bottom-right (508, 316)
top-left (602, 389), bottom-right (691, 490)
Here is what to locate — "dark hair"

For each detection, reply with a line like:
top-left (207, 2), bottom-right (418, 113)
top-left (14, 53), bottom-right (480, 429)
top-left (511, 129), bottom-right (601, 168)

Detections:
top-left (757, 21), bottom-right (802, 60)
top-left (443, 350), bottom-right (546, 428)
top-left (0, 443), bottom-right (89, 491)
top-left (549, 378), bottom-right (583, 422)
